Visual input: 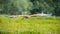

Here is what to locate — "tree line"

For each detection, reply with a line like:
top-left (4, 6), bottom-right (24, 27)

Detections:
top-left (0, 0), bottom-right (60, 16)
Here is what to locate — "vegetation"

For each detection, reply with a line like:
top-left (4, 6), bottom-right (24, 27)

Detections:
top-left (0, 0), bottom-right (60, 34)
top-left (0, 16), bottom-right (60, 34)
top-left (0, 0), bottom-right (60, 16)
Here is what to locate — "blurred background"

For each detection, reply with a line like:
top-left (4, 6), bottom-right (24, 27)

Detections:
top-left (0, 0), bottom-right (60, 16)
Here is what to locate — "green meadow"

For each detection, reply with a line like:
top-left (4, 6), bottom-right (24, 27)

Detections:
top-left (0, 16), bottom-right (60, 34)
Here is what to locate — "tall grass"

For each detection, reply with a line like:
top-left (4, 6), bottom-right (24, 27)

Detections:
top-left (0, 16), bottom-right (60, 34)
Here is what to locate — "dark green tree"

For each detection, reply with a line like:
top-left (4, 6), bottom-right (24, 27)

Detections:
top-left (53, 0), bottom-right (60, 16)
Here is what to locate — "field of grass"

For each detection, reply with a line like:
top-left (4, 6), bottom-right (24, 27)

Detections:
top-left (0, 15), bottom-right (60, 34)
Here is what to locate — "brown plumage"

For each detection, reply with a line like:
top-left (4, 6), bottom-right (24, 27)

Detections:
top-left (24, 16), bottom-right (31, 18)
